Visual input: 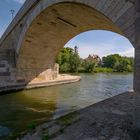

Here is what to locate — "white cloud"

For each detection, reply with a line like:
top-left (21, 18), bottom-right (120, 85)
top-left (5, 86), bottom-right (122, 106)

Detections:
top-left (64, 30), bottom-right (135, 58)
top-left (65, 40), bottom-right (134, 58)
top-left (118, 48), bottom-right (134, 57)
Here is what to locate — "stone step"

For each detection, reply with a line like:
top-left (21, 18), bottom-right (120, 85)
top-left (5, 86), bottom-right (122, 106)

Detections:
top-left (0, 72), bottom-right (10, 76)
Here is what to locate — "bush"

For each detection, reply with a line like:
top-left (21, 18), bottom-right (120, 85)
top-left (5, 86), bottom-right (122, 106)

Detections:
top-left (93, 67), bottom-right (113, 73)
top-left (27, 122), bottom-right (37, 130)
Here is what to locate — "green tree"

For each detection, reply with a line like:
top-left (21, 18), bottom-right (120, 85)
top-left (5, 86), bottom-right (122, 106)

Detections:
top-left (57, 48), bottom-right (134, 73)
top-left (82, 59), bottom-right (96, 72)
top-left (102, 54), bottom-right (121, 69)
top-left (102, 54), bottom-right (134, 72)
top-left (56, 47), bottom-right (73, 72)
top-left (69, 46), bottom-right (80, 72)
top-left (56, 47), bottom-right (80, 73)
top-left (116, 57), bottom-right (133, 72)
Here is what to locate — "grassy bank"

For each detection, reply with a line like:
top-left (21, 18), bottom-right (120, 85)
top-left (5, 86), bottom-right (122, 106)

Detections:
top-left (62, 67), bottom-right (133, 74)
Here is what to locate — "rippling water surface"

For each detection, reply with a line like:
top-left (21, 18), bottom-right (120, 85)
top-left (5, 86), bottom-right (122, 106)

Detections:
top-left (0, 73), bottom-right (133, 133)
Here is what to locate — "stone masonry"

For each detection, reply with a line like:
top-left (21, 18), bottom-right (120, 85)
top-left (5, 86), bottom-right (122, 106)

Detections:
top-left (0, 0), bottom-right (139, 128)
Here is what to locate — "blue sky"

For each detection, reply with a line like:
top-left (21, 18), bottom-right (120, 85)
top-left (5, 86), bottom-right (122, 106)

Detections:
top-left (0, 0), bottom-right (134, 58)
top-left (65, 30), bottom-right (134, 58)
top-left (0, 0), bottom-right (25, 36)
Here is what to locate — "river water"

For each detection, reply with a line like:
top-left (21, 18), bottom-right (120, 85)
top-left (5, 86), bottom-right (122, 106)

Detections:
top-left (0, 73), bottom-right (133, 134)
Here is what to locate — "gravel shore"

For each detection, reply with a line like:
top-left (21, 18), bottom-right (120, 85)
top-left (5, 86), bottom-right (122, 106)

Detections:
top-left (18, 91), bottom-right (140, 140)
top-left (0, 74), bottom-right (81, 93)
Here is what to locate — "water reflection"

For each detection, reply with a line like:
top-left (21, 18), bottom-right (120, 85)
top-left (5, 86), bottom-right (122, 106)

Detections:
top-left (0, 73), bottom-right (133, 133)
top-left (0, 89), bottom-right (57, 133)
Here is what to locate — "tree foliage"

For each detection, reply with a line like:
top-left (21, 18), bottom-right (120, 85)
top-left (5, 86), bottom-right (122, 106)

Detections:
top-left (56, 48), bottom-right (134, 73)
top-left (102, 54), bottom-right (134, 72)
top-left (56, 47), bottom-right (80, 73)
top-left (81, 59), bottom-right (96, 72)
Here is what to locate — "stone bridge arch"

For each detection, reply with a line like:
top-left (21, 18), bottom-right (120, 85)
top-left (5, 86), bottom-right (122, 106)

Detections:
top-left (0, 0), bottom-right (140, 128)
top-left (12, 1), bottom-right (135, 82)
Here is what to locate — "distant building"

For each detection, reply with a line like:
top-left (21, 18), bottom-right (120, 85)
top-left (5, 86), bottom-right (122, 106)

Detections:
top-left (74, 46), bottom-right (78, 54)
top-left (86, 54), bottom-right (101, 65)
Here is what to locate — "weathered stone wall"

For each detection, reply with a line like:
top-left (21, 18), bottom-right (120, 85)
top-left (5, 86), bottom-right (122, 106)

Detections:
top-left (134, 0), bottom-right (140, 129)
top-left (0, 0), bottom-right (139, 128)
top-left (10, 63), bottom-right (59, 83)
top-left (0, 0), bottom-right (135, 84)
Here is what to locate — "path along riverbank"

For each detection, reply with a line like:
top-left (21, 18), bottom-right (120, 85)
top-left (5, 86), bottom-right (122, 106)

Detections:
top-left (0, 74), bottom-right (81, 94)
top-left (18, 91), bottom-right (140, 140)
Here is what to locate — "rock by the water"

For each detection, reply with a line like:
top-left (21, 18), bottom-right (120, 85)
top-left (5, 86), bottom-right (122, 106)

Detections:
top-left (0, 126), bottom-right (10, 137)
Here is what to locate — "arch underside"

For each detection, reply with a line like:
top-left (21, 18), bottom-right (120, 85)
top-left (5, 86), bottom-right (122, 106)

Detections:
top-left (16, 2), bottom-right (134, 82)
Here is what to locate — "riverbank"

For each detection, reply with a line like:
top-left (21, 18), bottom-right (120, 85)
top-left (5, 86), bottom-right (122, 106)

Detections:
top-left (17, 91), bottom-right (139, 140)
top-left (0, 74), bottom-right (81, 94)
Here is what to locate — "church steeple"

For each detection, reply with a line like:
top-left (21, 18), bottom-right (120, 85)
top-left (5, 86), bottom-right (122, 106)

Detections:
top-left (74, 46), bottom-right (78, 54)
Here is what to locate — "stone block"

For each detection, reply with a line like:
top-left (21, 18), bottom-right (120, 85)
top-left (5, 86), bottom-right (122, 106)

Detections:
top-left (134, 106), bottom-right (140, 128)
top-left (135, 94), bottom-right (140, 106)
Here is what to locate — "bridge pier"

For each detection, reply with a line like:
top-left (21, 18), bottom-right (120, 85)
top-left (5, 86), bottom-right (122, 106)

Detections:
top-left (0, 61), bottom-right (59, 86)
top-left (12, 65), bottom-right (59, 83)
top-left (0, 0), bottom-right (138, 129)
top-left (134, 0), bottom-right (140, 129)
